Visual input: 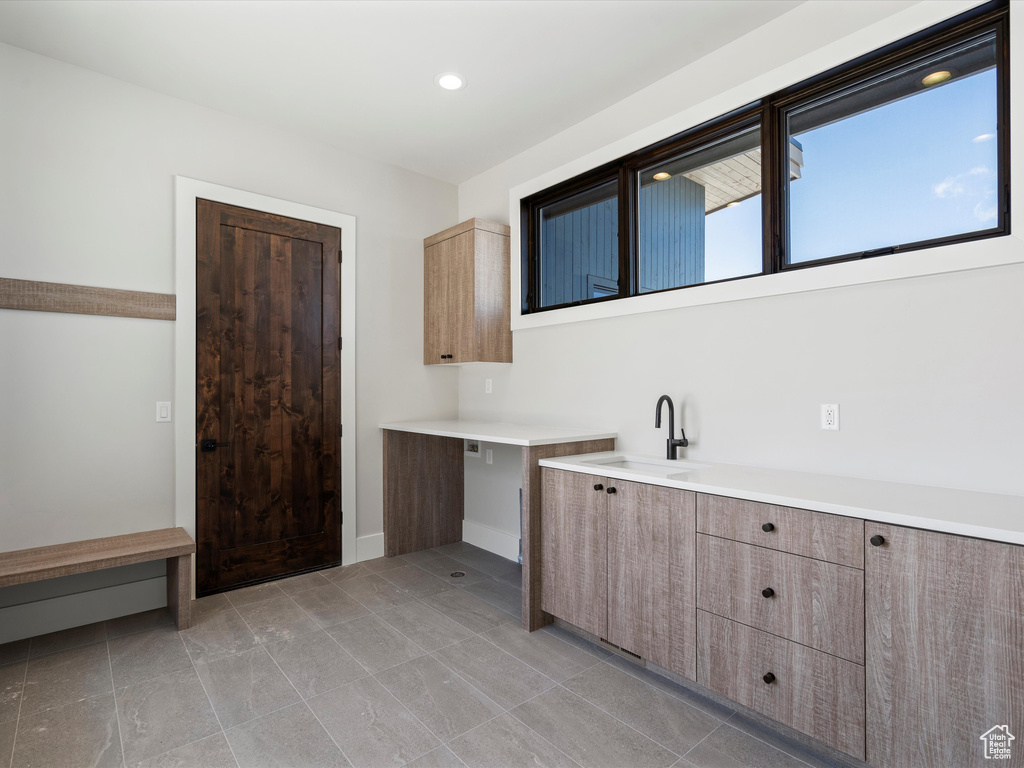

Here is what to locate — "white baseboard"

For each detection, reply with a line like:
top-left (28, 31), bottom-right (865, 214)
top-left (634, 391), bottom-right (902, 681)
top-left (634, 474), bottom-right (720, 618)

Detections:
top-left (462, 519), bottom-right (520, 562)
top-left (356, 533), bottom-right (384, 562)
top-left (0, 577), bottom-right (166, 645)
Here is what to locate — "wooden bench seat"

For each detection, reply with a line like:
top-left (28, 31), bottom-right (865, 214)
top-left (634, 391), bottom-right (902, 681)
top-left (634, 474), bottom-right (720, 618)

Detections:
top-left (0, 527), bottom-right (196, 630)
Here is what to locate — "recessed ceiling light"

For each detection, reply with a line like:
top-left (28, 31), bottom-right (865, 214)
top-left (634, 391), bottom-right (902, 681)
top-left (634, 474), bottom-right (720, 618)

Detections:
top-left (921, 70), bottom-right (951, 87)
top-left (435, 72), bottom-right (466, 91)
top-left (653, 172), bottom-right (671, 181)
top-left (726, 201), bottom-right (741, 208)
top-left (973, 132), bottom-right (996, 142)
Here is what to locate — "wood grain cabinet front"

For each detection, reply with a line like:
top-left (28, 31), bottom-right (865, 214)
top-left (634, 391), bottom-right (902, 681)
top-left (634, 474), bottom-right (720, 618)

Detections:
top-left (696, 534), bottom-right (865, 664)
top-left (865, 523), bottom-right (1024, 768)
top-left (697, 610), bottom-right (866, 760)
top-left (423, 218), bottom-right (512, 365)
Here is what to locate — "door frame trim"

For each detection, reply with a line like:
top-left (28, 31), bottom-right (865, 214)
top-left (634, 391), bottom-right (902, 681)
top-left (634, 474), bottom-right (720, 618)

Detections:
top-left (173, 177), bottom-right (357, 574)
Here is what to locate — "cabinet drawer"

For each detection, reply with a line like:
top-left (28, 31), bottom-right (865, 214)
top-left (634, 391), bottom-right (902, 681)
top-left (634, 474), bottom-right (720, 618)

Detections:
top-left (697, 611), bottom-right (865, 760)
top-left (697, 535), bottom-right (864, 664)
top-left (697, 494), bottom-right (864, 568)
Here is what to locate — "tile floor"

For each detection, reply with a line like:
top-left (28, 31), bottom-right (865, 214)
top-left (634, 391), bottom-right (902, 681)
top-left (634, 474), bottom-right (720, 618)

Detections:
top-left (0, 542), bottom-right (852, 768)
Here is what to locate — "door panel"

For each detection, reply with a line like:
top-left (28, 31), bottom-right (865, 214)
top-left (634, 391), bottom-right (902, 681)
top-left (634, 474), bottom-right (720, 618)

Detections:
top-left (196, 199), bottom-right (341, 595)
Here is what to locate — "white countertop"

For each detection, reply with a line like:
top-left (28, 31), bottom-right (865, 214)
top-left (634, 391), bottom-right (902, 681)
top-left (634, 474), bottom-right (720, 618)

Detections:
top-left (379, 420), bottom-right (617, 447)
top-left (539, 452), bottom-right (1024, 546)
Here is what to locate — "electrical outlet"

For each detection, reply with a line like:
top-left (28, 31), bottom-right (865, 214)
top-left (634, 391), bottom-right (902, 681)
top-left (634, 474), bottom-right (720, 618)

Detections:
top-left (821, 404), bottom-right (840, 431)
top-left (486, 449), bottom-right (493, 464)
top-left (485, 378), bottom-right (493, 394)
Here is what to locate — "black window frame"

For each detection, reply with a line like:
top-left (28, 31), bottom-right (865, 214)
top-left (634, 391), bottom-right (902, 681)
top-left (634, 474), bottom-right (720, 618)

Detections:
top-left (521, 0), bottom-right (1009, 316)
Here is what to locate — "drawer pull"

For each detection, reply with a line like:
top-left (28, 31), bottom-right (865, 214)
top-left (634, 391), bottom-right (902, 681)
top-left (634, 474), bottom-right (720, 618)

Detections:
top-left (870, 534), bottom-right (886, 547)
top-left (606, 487), bottom-right (617, 494)
top-left (761, 522), bottom-right (775, 532)
top-left (593, 484), bottom-right (604, 491)
top-left (762, 672), bottom-right (776, 685)
top-left (761, 587), bottom-right (775, 599)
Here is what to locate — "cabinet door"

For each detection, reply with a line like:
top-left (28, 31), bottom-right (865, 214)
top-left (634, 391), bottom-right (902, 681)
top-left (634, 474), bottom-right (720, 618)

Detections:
top-left (446, 230), bottom-right (476, 363)
top-left (607, 480), bottom-right (695, 676)
top-left (540, 468), bottom-right (607, 638)
top-left (423, 237), bottom-right (451, 365)
top-left (866, 524), bottom-right (1024, 768)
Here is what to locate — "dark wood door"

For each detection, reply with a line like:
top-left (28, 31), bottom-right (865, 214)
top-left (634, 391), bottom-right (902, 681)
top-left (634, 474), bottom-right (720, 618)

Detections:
top-left (196, 199), bottom-right (341, 595)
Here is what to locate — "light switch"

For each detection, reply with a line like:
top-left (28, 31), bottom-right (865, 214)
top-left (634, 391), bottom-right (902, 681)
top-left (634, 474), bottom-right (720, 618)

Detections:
top-left (156, 402), bottom-right (172, 423)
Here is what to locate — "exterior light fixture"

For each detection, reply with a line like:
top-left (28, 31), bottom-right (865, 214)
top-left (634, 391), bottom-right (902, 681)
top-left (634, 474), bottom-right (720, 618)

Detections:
top-left (435, 72), bottom-right (466, 91)
top-left (652, 172), bottom-right (671, 181)
top-left (921, 70), bottom-right (951, 86)
top-left (726, 201), bottom-right (741, 208)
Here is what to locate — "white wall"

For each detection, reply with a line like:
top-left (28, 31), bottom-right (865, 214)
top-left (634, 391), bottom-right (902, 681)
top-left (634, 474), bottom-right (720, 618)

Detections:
top-left (0, 43), bottom-right (459, 640)
top-left (458, 0), bottom-right (1024, 509)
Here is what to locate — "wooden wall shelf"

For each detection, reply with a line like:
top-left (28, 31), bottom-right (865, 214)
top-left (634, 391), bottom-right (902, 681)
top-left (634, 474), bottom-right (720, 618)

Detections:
top-left (0, 277), bottom-right (176, 321)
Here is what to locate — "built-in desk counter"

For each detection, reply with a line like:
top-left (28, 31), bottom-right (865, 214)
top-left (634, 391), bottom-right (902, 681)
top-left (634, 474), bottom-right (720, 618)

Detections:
top-left (379, 420), bottom-right (616, 630)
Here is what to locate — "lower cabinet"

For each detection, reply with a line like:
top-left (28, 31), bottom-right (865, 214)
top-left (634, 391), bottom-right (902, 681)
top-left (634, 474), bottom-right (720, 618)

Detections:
top-left (539, 468), bottom-right (697, 679)
top-left (865, 523), bottom-right (1024, 768)
top-left (697, 610), bottom-right (866, 760)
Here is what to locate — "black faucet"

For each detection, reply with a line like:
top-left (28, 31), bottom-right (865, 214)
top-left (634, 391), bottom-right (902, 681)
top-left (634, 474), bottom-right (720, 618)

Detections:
top-left (655, 395), bottom-right (689, 460)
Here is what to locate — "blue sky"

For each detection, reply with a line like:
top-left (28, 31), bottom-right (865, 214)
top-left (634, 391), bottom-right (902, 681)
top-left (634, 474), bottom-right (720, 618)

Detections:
top-left (702, 68), bottom-right (998, 282)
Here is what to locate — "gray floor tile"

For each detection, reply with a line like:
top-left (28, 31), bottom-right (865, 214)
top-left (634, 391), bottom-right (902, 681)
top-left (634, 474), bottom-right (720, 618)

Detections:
top-left (12, 693), bottom-right (122, 768)
top-left (336, 574), bottom-right (417, 612)
top-left (194, 646), bottom-right (300, 728)
top-left (431, 542), bottom-right (476, 558)
top-left (225, 702), bottom-right (349, 767)
top-left (225, 581), bottom-right (286, 607)
top-left (379, 565), bottom-right (455, 598)
top-left (413, 557), bottom-right (490, 587)
top-left (117, 667), bottom-right (221, 765)
top-left (449, 712), bottom-right (579, 768)
top-left (376, 601), bottom-right (475, 653)
top-left (511, 687), bottom-right (677, 768)
top-left (420, 590), bottom-right (515, 634)
top-left (109, 627), bottom-right (193, 689)
top-left (0, 639), bottom-right (30, 667)
top-left (375, 656), bottom-right (503, 742)
top-left (180, 607), bottom-right (259, 665)
top-left (0, 661), bottom-right (25, 724)
top-left (563, 664), bottom-right (723, 755)
top-left (604, 654), bottom-right (734, 721)
top-left (0, 718), bottom-right (16, 768)
top-left (325, 615), bottom-right (426, 674)
top-left (406, 745), bottom-right (465, 768)
top-left (309, 676), bottom-right (439, 768)
top-left (322, 563), bottom-right (373, 584)
top-left (28, 621), bottom-right (106, 658)
top-left (399, 549), bottom-right (445, 565)
top-left (540, 625), bottom-right (614, 660)
top-left (192, 594), bottom-right (233, 623)
top-left (290, 583), bottom-right (370, 628)
top-left (433, 636), bottom-right (555, 709)
top-left (683, 723), bottom-right (810, 768)
top-left (136, 731), bottom-right (239, 768)
top-left (482, 623), bottom-right (601, 682)
top-left (722, 713), bottom-right (849, 768)
top-left (20, 642), bottom-right (113, 715)
top-left (105, 608), bottom-right (175, 640)
top-left (265, 630), bottom-right (366, 699)
top-left (233, 594), bottom-right (321, 644)
top-left (456, 578), bottom-right (523, 620)
top-left (446, 547), bottom-right (523, 583)
top-left (275, 571), bottom-right (332, 596)
top-left (363, 556), bottom-right (408, 573)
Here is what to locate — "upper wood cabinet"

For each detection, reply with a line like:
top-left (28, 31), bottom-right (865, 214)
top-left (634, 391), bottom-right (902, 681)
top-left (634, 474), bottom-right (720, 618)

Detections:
top-left (423, 218), bottom-right (512, 365)
top-left (865, 523), bottom-right (1024, 768)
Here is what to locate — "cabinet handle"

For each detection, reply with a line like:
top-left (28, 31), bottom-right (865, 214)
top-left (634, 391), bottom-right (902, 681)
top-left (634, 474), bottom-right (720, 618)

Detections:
top-left (606, 487), bottom-right (617, 494)
top-left (870, 534), bottom-right (886, 547)
top-left (762, 523), bottom-right (775, 532)
top-left (593, 484), bottom-right (604, 491)
top-left (763, 672), bottom-right (776, 685)
top-left (761, 587), bottom-right (775, 598)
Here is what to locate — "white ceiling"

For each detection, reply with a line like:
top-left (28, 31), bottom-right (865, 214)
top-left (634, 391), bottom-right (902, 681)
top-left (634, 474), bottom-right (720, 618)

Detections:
top-left (0, 0), bottom-right (803, 184)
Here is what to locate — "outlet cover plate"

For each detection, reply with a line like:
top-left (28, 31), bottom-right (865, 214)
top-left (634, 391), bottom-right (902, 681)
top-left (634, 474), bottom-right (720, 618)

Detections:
top-left (821, 404), bottom-right (839, 431)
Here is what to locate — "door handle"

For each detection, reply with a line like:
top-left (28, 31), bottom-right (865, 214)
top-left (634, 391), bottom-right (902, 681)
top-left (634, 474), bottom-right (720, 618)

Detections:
top-left (200, 439), bottom-right (229, 452)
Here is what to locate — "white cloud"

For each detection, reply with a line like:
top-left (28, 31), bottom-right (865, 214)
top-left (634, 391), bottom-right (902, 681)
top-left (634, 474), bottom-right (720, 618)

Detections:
top-left (932, 167), bottom-right (996, 223)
